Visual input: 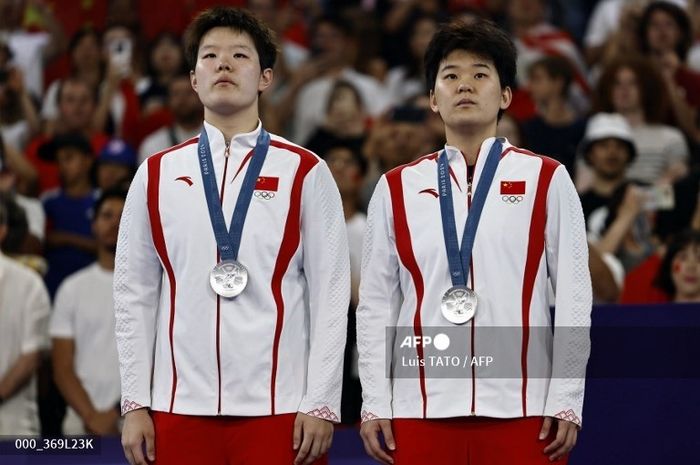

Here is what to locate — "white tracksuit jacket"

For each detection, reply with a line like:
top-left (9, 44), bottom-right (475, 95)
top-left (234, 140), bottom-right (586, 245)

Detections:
top-left (357, 137), bottom-right (592, 426)
top-left (114, 121), bottom-right (349, 421)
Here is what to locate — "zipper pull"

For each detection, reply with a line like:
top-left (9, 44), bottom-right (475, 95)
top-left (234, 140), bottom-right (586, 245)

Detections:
top-left (224, 142), bottom-right (231, 157)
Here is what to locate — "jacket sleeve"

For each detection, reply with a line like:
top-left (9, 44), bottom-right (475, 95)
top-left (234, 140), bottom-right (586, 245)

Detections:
top-left (114, 163), bottom-right (163, 415)
top-left (297, 161), bottom-right (350, 423)
top-left (543, 165), bottom-right (593, 428)
top-left (356, 175), bottom-right (402, 422)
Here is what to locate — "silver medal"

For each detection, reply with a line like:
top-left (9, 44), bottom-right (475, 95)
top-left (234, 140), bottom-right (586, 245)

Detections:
top-left (210, 260), bottom-right (248, 298)
top-left (440, 286), bottom-right (477, 324)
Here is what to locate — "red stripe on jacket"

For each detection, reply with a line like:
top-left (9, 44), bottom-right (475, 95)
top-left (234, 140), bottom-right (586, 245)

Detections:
top-left (386, 153), bottom-right (437, 418)
top-left (146, 138), bottom-right (198, 412)
top-left (268, 140), bottom-right (319, 414)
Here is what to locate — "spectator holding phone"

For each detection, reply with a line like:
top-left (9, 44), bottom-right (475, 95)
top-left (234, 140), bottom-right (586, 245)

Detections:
top-left (93, 23), bottom-right (143, 146)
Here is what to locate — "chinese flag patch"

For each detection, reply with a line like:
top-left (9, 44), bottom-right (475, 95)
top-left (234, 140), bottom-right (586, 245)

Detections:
top-left (255, 176), bottom-right (279, 191)
top-left (500, 181), bottom-right (525, 195)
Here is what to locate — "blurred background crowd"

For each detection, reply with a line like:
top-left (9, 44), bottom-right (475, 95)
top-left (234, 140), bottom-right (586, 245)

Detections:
top-left (0, 0), bottom-right (699, 438)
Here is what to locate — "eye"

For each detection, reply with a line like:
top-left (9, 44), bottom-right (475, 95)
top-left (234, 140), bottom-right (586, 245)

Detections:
top-left (475, 73), bottom-right (487, 79)
top-left (443, 73), bottom-right (458, 80)
top-left (203, 53), bottom-right (215, 59)
top-left (233, 53), bottom-right (248, 59)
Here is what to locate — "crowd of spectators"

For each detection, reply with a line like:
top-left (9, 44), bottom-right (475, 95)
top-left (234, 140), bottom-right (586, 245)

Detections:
top-left (1, 0), bottom-right (699, 437)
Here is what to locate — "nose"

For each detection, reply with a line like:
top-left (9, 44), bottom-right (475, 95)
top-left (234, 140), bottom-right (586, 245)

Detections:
top-left (458, 80), bottom-right (473, 93)
top-left (217, 59), bottom-right (232, 71)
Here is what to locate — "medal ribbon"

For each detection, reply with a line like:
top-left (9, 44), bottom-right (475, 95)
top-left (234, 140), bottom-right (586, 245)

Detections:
top-left (437, 138), bottom-right (503, 287)
top-left (197, 125), bottom-right (270, 262)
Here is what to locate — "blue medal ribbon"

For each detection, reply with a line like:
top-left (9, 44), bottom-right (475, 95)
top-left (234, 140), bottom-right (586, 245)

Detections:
top-left (197, 125), bottom-right (270, 262)
top-left (438, 138), bottom-right (503, 287)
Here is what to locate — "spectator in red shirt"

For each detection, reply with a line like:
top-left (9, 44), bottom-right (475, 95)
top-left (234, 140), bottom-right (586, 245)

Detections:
top-left (25, 78), bottom-right (108, 195)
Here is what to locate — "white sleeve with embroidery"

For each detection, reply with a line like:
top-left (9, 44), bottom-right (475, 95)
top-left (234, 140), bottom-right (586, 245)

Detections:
top-left (297, 161), bottom-right (350, 423)
top-left (356, 176), bottom-right (402, 422)
top-left (544, 166), bottom-right (593, 428)
top-left (114, 164), bottom-right (163, 415)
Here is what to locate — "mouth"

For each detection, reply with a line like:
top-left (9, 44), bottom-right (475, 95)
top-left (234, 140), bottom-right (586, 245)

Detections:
top-left (682, 276), bottom-right (699, 284)
top-left (215, 78), bottom-right (235, 86)
top-left (456, 99), bottom-right (476, 107)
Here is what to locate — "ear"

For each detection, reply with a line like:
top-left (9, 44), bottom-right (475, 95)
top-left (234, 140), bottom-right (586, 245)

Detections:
top-left (0, 224), bottom-right (6, 245)
top-left (429, 89), bottom-right (440, 114)
top-left (500, 86), bottom-right (513, 111)
top-left (258, 68), bottom-right (274, 93)
top-left (190, 70), bottom-right (198, 92)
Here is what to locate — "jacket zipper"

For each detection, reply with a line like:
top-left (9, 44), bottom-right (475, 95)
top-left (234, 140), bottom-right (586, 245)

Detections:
top-left (466, 162), bottom-right (477, 416)
top-left (216, 141), bottom-right (231, 414)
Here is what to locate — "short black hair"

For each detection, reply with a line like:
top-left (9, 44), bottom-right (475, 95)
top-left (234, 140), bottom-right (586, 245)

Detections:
top-left (92, 188), bottom-right (127, 221)
top-left (639, 1), bottom-right (693, 61)
top-left (424, 19), bottom-right (516, 120)
top-left (654, 229), bottom-right (700, 296)
top-left (184, 6), bottom-right (277, 72)
top-left (528, 55), bottom-right (574, 97)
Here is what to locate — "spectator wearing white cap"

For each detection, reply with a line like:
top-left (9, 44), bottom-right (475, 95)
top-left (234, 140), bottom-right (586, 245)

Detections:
top-left (577, 113), bottom-right (637, 224)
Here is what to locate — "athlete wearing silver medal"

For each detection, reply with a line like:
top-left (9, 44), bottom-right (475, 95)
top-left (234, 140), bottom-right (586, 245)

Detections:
top-left (358, 19), bottom-right (591, 465)
top-left (115, 7), bottom-right (349, 465)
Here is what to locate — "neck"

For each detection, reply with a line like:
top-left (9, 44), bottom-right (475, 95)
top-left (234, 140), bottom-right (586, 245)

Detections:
top-left (621, 109), bottom-right (644, 127)
top-left (342, 197), bottom-right (357, 221)
top-left (64, 180), bottom-right (92, 197)
top-left (204, 107), bottom-right (259, 142)
top-left (445, 122), bottom-right (497, 165)
top-left (675, 291), bottom-right (700, 303)
top-left (97, 248), bottom-right (115, 271)
top-left (590, 175), bottom-right (624, 196)
top-left (539, 97), bottom-right (574, 125)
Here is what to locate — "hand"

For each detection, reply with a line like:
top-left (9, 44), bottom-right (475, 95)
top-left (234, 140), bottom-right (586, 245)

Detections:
top-left (540, 417), bottom-right (578, 462)
top-left (121, 409), bottom-right (155, 465)
top-left (619, 185), bottom-right (645, 219)
top-left (359, 419), bottom-right (395, 465)
top-left (85, 409), bottom-right (119, 435)
top-left (293, 412), bottom-right (333, 465)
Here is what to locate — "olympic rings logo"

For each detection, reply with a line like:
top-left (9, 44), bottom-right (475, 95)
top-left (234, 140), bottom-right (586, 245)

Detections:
top-left (501, 195), bottom-right (523, 204)
top-left (254, 191), bottom-right (275, 200)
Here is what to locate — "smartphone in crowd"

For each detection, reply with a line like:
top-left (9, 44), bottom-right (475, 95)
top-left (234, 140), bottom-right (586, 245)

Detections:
top-left (107, 38), bottom-right (132, 77)
top-left (641, 184), bottom-right (675, 211)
